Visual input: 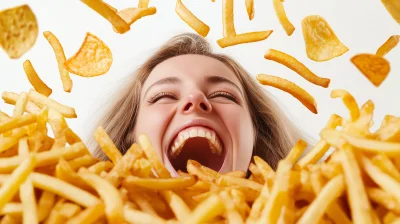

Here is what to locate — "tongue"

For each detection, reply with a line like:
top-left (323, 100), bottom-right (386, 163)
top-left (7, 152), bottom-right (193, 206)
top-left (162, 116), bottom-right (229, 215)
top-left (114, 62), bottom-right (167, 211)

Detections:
top-left (168, 137), bottom-right (223, 173)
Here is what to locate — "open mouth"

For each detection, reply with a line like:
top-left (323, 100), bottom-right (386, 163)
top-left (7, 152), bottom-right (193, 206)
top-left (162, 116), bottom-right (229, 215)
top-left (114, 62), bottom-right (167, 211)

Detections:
top-left (167, 126), bottom-right (226, 173)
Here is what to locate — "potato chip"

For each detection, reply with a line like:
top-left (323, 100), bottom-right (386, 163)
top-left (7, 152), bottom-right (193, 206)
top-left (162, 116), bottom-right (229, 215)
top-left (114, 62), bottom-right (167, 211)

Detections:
top-left (65, 32), bottom-right (113, 77)
top-left (351, 53), bottom-right (391, 87)
top-left (112, 7), bottom-right (157, 32)
top-left (376, 35), bottom-right (400, 57)
top-left (301, 15), bottom-right (349, 62)
top-left (381, 0), bottom-right (400, 24)
top-left (0, 5), bottom-right (38, 59)
top-left (257, 74), bottom-right (317, 114)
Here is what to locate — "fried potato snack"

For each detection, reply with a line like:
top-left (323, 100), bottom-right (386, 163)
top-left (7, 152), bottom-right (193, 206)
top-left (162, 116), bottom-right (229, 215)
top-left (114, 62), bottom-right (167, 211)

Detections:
top-left (351, 53), bottom-right (391, 87)
top-left (302, 15), bottom-right (349, 62)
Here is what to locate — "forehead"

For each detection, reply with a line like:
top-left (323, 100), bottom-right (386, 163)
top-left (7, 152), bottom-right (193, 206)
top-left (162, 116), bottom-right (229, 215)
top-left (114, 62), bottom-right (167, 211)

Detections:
top-left (142, 54), bottom-right (243, 91)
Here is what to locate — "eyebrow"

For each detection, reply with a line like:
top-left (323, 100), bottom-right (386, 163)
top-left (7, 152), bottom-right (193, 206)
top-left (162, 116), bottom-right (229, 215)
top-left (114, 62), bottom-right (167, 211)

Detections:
top-left (143, 77), bottom-right (181, 99)
top-left (206, 75), bottom-right (243, 96)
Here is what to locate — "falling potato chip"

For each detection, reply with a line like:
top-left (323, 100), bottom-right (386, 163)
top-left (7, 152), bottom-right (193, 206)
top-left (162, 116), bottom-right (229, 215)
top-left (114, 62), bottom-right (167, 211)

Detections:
top-left (301, 15), bottom-right (349, 62)
top-left (0, 5), bottom-right (38, 59)
top-left (381, 0), bottom-right (400, 24)
top-left (64, 32), bottom-right (112, 77)
top-left (351, 54), bottom-right (391, 87)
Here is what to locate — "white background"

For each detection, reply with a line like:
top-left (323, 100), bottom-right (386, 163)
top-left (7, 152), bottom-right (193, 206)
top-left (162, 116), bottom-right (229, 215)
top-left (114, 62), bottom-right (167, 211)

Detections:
top-left (0, 0), bottom-right (399, 145)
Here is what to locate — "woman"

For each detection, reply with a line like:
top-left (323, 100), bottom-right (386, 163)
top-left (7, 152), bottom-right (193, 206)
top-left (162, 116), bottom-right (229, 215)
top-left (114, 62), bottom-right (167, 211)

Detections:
top-left (89, 32), bottom-right (305, 176)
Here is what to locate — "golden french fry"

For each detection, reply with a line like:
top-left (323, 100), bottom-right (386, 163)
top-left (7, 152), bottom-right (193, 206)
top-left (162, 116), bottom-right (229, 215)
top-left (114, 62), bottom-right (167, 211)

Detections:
top-left (376, 35), bottom-right (400, 57)
top-left (297, 175), bottom-right (344, 224)
top-left (78, 169), bottom-right (124, 223)
top-left (37, 191), bottom-right (56, 222)
top-left (0, 203), bottom-right (22, 216)
top-left (223, 0), bottom-right (236, 37)
top-left (124, 175), bottom-right (196, 190)
top-left (93, 126), bottom-right (122, 164)
top-left (183, 194), bottom-right (224, 223)
top-left (66, 203), bottom-right (105, 224)
top-left (56, 159), bottom-right (93, 192)
top-left (371, 154), bottom-right (400, 182)
top-left (331, 89), bottom-right (360, 121)
top-left (0, 5), bottom-right (38, 59)
top-left (272, 0), bottom-right (295, 36)
top-left (23, 60), bottom-right (52, 97)
top-left (351, 53), bottom-right (391, 87)
top-left (0, 113), bottom-right (36, 135)
top-left (224, 171), bottom-right (246, 178)
top-left (80, 0), bottom-right (130, 33)
top-left (367, 187), bottom-right (400, 214)
top-left (0, 128), bottom-right (28, 154)
top-left (256, 74), bottom-right (318, 114)
top-left (128, 192), bottom-right (158, 216)
top-left (65, 32), bottom-right (113, 77)
top-left (31, 172), bottom-right (100, 207)
top-left (88, 161), bottom-right (114, 174)
top-left (217, 31), bottom-right (273, 48)
top-left (28, 89), bottom-right (77, 118)
top-left (245, 0), bottom-right (254, 20)
top-left (339, 146), bottom-right (374, 224)
top-left (264, 49), bottom-right (330, 88)
top-left (68, 155), bottom-right (99, 171)
top-left (113, 7), bottom-right (156, 32)
top-left (301, 15), bottom-right (349, 61)
top-left (187, 160), bottom-right (220, 183)
top-left (0, 155), bottom-right (36, 210)
top-left (11, 92), bottom-right (28, 122)
top-left (286, 139), bottom-right (307, 164)
top-left (219, 191), bottom-right (244, 224)
top-left (2, 92), bottom-right (41, 114)
top-left (138, 0), bottom-right (151, 8)
top-left (43, 31), bottom-right (72, 93)
top-left (217, 175), bottom-right (262, 192)
top-left (139, 134), bottom-right (171, 178)
top-left (381, 0), bottom-right (400, 24)
top-left (176, 0), bottom-right (210, 37)
top-left (123, 206), bottom-right (166, 224)
top-left (159, 190), bottom-right (191, 221)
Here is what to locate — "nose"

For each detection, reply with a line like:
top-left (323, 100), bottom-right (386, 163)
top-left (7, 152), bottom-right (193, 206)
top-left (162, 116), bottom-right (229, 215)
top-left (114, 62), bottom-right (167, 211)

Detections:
top-left (180, 91), bottom-right (212, 114)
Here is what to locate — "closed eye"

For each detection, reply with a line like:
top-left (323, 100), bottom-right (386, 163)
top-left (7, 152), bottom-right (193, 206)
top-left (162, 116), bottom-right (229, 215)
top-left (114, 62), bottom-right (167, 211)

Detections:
top-left (148, 92), bottom-right (178, 104)
top-left (208, 91), bottom-right (239, 103)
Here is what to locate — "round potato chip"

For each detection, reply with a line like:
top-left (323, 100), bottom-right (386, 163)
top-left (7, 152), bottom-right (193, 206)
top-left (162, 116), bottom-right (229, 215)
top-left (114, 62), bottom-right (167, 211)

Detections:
top-left (64, 32), bottom-right (112, 77)
top-left (0, 5), bottom-right (38, 59)
top-left (301, 15), bottom-right (349, 62)
top-left (351, 54), bottom-right (391, 87)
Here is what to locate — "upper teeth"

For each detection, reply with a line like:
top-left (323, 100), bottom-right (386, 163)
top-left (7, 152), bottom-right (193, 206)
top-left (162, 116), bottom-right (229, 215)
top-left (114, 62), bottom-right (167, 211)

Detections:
top-left (170, 127), bottom-right (223, 157)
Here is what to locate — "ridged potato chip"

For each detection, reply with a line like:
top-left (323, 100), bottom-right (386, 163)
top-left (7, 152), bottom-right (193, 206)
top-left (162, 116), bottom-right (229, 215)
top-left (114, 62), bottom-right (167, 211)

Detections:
top-left (302, 15), bottom-right (349, 62)
top-left (381, 0), bottom-right (400, 24)
top-left (351, 54), bottom-right (391, 87)
top-left (64, 32), bottom-right (113, 77)
top-left (0, 5), bottom-right (38, 59)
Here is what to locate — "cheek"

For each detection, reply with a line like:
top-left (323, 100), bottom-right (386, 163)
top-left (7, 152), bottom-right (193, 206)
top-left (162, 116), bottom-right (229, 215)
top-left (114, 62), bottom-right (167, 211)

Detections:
top-left (134, 105), bottom-right (175, 156)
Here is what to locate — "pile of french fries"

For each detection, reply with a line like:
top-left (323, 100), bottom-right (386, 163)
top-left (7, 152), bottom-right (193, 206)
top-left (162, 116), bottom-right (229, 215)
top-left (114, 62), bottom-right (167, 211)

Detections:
top-left (0, 86), bottom-right (400, 224)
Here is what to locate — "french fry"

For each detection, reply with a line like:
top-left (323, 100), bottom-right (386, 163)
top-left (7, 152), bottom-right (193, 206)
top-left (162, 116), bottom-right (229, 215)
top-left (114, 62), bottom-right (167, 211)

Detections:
top-left (376, 35), bottom-right (400, 57)
top-left (78, 169), bottom-right (124, 223)
top-left (0, 155), bottom-right (36, 210)
top-left (124, 175), bottom-right (196, 190)
top-left (381, 0), bottom-right (400, 24)
top-left (31, 172), bottom-right (100, 207)
top-left (176, 0), bottom-right (210, 37)
top-left (159, 190), bottom-right (191, 221)
top-left (28, 89), bottom-right (76, 118)
top-left (94, 126), bottom-right (122, 164)
top-left (12, 92), bottom-right (28, 117)
top-left (128, 192), bottom-right (158, 216)
top-left (0, 203), bottom-right (22, 216)
top-left (56, 159), bottom-right (93, 192)
top-left (43, 31), bottom-right (72, 93)
top-left (286, 139), bottom-right (308, 164)
top-left (0, 113), bottom-right (36, 134)
top-left (245, 0), bottom-right (254, 20)
top-left (0, 215), bottom-right (21, 224)
top-left (367, 187), bottom-right (400, 214)
top-left (256, 74), bottom-right (318, 114)
top-left (371, 154), bottom-right (400, 182)
top-left (0, 127), bottom-right (28, 154)
top-left (217, 31), bottom-right (273, 48)
top-left (187, 160), bottom-right (220, 183)
top-left (223, 0), bottom-right (236, 37)
top-left (37, 191), bottom-right (56, 222)
top-left (80, 0), bottom-right (130, 34)
top-left (139, 134), bottom-right (171, 178)
top-left (264, 49), bottom-right (330, 88)
top-left (123, 206), bottom-right (166, 224)
top-left (331, 89), bottom-right (360, 121)
top-left (2, 92), bottom-right (41, 114)
top-left (113, 7), bottom-right (156, 32)
top-left (217, 175), bottom-right (262, 192)
top-left (58, 202), bottom-right (82, 218)
top-left (183, 194), bottom-right (224, 223)
top-left (272, 0), bottom-right (295, 35)
top-left (68, 155), bottom-right (99, 171)
top-left (23, 60), bottom-right (52, 97)
top-left (88, 161), bottom-right (114, 174)
top-left (224, 170), bottom-right (246, 178)
top-left (219, 191), bottom-right (244, 224)
top-left (67, 203), bottom-right (105, 224)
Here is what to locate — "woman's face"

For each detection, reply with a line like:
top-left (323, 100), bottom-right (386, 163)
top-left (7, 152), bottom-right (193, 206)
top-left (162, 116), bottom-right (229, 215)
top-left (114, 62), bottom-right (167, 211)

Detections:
top-left (134, 54), bottom-right (255, 176)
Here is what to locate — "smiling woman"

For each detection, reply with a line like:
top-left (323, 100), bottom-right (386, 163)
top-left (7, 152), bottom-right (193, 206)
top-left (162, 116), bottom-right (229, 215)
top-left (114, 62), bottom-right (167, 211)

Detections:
top-left (88, 32), bottom-right (305, 175)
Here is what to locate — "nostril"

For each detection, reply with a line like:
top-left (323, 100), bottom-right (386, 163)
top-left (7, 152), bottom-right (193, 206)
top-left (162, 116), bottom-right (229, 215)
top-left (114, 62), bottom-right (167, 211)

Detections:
top-left (184, 103), bottom-right (192, 111)
top-left (200, 103), bottom-right (208, 111)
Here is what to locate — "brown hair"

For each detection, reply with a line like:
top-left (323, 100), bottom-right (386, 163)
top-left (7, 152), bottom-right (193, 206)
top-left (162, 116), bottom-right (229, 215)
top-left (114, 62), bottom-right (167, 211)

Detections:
top-left (88, 32), bottom-right (305, 169)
